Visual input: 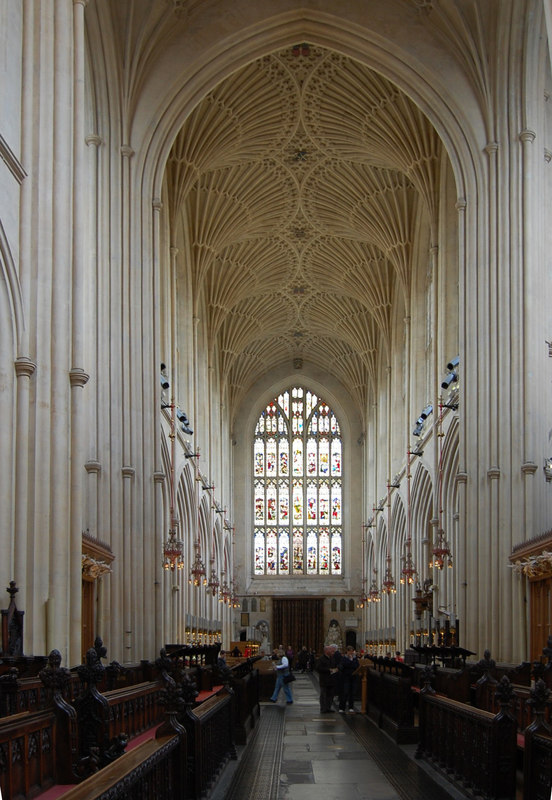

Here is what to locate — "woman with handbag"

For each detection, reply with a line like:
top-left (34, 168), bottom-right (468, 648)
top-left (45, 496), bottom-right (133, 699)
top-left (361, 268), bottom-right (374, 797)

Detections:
top-left (270, 648), bottom-right (294, 704)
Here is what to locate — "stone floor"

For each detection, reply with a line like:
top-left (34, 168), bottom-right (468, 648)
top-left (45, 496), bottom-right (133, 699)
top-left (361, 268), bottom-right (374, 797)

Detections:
top-left (211, 671), bottom-right (469, 800)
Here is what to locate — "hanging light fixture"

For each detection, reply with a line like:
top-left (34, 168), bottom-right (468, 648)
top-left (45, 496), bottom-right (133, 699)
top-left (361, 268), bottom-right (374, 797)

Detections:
top-left (189, 540), bottom-right (207, 586)
top-left (357, 523), bottom-right (368, 608)
top-left (401, 450), bottom-right (418, 585)
top-left (162, 398), bottom-right (185, 571)
top-left (207, 484), bottom-right (221, 595)
top-left (381, 555), bottom-right (397, 595)
top-left (368, 567), bottom-right (380, 603)
top-left (189, 468), bottom-right (207, 586)
top-left (230, 580), bottom-right (241, 609)
top-left (219, 570), bottom-right (231, 604)
top-left (429, 398), bottom-right (453, 570)
top-left (381, 480), bottom-right (396, 595)
top-left (230, 526), bottom-right (240, 608)
top-left (163, 525), bottom-right (185, 572)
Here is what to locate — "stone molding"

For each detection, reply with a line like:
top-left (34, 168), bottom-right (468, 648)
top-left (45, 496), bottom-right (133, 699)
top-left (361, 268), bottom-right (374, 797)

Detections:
top-left (0, 134), bottom-right (26, 184)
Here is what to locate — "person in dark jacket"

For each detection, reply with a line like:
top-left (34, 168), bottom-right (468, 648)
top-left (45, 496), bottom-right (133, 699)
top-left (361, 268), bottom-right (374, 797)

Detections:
top-left (315, 644), bottom-right (341, 712)
top-left (338, 646), bottom-right (360, 712)
top-left (216, 650), bottom-right (232, 681)
top-left (296, 646), bottom-right (309, 673)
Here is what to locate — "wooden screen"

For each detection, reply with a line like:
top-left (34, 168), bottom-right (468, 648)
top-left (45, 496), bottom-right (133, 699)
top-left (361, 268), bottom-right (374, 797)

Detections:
top-left (272, 597), bottom-right (324, 657)
top-left (530, 575), bottom-right (552, 662)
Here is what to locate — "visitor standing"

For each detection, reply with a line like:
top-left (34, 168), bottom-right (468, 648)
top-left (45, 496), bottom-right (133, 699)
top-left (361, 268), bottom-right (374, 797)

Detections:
top-left (270, 649), bottom-right (293, 704)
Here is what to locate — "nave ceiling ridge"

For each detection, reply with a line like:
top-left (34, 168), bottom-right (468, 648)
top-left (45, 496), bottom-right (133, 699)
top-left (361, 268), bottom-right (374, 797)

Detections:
top-left (164, 42), bottom-right (445, 413)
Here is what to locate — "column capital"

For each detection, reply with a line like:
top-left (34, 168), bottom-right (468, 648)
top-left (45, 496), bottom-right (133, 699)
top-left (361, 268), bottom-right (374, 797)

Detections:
top-left (121, 145), bottom-right (135, 159)
top-left (69, 368), bottom-right (90, 388)
top-left (153, 471), bottom-right (166, 483)
top-left (521, 461), bottom-right (538, 475)
top-left (122, 466), bottom-right (136, 479)
top-left (152, 197), bottom-right (163, 211)
top-left (14, 356), bottom-right (36, 378)
top-left (85, 134), bottom-right (102, 148)
top-left (484, 141), bottom-right (499, 155)
top-left (487, 466), bottom-right (501, 480)
top-left (519, 129), bottom-right (536, 144)
top-left (455, 198), bottom-right (466, 212)
top-left (85, 460), bottom-right (102, 474)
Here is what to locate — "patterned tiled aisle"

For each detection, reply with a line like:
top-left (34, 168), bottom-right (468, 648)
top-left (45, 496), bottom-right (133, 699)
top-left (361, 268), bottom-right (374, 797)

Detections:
top-left (212, 671), bottom-right (466, 800)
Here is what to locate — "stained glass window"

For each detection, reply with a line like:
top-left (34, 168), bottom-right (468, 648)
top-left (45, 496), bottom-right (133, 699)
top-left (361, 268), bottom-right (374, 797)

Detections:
top-left (253, 387), bottom-right (342, 576)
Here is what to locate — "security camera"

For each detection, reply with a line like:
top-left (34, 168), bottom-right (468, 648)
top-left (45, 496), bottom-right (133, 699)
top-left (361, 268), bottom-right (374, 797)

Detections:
top-left (446, 355), bottom-right (460, 371)
top-left (412, 421), bottom-right (424, 437)
top-left (420, 404), bottom-right (433, 419)
top-left (160, 373), bottom-right (169, 390)
top-left (441, 371), bottom-right (458, 389)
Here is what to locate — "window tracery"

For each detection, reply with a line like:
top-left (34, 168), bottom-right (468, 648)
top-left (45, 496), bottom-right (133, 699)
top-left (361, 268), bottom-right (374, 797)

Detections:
top-left (253, 386), bottom-right (342, 576)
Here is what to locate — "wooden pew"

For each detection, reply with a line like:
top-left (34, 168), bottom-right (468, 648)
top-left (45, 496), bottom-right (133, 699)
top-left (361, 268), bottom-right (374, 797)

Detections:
top-left (226, 659), bottom-right (260, 743)
top-left (0, 707), bottom-right (77, 799)
top-left (103, 680), bottom-right (165, 742)
top-left (416, 678), bottom-right (517, 799)
top-left (182, 687), bottom-right (235, 799)
top-left (357, 662), bottom-right (417, 744)
top-left (57, 733), bottom-right (186, 800)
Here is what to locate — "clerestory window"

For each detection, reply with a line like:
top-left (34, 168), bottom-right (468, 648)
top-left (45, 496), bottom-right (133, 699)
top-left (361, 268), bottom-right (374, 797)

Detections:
top-left (253, 386), bottom-right (342, 576)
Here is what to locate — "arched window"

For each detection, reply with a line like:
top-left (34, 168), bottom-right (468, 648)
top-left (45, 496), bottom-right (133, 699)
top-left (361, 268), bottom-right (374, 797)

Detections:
top-left (253, 386), bottom-right (342, 576)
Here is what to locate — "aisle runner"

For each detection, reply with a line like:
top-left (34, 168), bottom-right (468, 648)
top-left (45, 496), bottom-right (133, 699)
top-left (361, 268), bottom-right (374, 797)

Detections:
top-left (224, 704), bottom-right (285, 800)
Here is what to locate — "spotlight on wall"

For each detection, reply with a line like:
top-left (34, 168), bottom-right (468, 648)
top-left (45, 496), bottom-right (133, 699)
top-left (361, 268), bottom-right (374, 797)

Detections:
top-left (412, 421), bottom-right (424, 437)
top-left (420, 404), bottom-right (433, 420)
top-left (441, 371), bottom-right (458, 389)
top-left (160, 363), bottom-right (169, 390)
top-left (544, 458), bottom-right (552, 482)
top-left (413, 404), bottom-right (432, 437)
top-left (176, 409), bottom-right (193, 435)
top-left (446, 355), bottom-right (460, 371)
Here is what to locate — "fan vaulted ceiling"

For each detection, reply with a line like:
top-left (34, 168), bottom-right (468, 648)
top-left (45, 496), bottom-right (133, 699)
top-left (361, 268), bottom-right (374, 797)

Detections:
top-left (165, 44), bottom-right (443, 414)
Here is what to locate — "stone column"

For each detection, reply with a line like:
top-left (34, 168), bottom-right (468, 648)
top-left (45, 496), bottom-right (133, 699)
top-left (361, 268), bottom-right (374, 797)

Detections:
top-left (68, 0), bottom-right (91, 667)
top-left (48, 0), bottom-right (74, 660)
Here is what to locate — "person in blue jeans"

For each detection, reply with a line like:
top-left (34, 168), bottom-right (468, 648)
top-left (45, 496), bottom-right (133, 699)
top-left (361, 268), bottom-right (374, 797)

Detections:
top-left (270, 649), bottom-right (293, 704)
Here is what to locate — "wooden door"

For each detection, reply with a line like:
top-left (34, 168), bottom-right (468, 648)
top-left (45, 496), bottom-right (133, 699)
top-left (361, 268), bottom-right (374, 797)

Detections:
top-left (81, 578), bottom-right (95, 661)
top-left (530, 576), bottom-right (552, 662)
